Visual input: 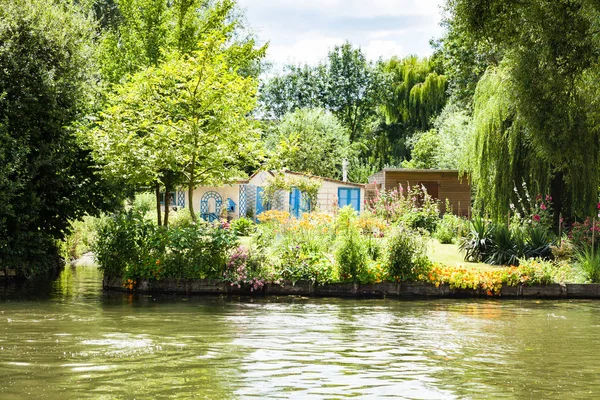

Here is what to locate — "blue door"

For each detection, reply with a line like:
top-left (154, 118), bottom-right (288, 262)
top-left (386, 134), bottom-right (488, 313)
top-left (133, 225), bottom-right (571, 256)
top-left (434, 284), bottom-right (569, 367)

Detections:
top-left (338, 188), bottom-right (360, 212)
top-left (289, 188), bottom-right (301, 218)
top-left (256, 187), bottom-right (265, 220)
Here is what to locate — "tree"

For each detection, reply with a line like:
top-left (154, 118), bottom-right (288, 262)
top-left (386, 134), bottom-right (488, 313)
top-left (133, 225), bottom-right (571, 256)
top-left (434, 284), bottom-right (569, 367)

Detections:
top-left (380, 56), bottom-right (447, 132)
top-left (93, 0), bottom-right (263, 225)
top-left (0, 0), bottom-right (122, 277)
top-left (259, 42), bottom-right (385, 142)
top-left (266, 108), bottom-right (354, 180)
top-left (88, 31), bottom-right (265, 224)
top-left (326, 42), bottom-right (387, 142)
top-left (448, 0), bottom-right (600, 223)
top-left (402, 130), bottom-right (440, 170)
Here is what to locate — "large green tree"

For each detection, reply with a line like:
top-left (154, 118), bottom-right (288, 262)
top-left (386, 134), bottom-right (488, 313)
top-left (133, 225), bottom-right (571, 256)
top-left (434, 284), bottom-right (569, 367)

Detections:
top-left (259, 42), bottom-right (385, 142)
top-left (89, 31), bottom-right (265, 224)
top-left (450, 0), bottom-right (600, 223)
top-left (0, 0), bottom-right (121, 277)
top-left (266, 108), bottom-right (354, 180)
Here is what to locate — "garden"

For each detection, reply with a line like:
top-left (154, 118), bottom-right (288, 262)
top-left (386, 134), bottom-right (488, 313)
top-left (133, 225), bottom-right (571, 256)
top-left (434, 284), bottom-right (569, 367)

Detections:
top-left (91, 185), bottom-right (600, 297)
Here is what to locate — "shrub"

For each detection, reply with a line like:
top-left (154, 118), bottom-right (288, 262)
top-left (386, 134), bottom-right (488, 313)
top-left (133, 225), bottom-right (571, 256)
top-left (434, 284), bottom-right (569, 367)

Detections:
top-left (279, 244), bottom-right (336, 284)
top-left (434, 213), bottom-right (468, 244)
top-left (335, 228), bottom-right (369, 282)
top-left (94, 209), bottom-right (239, 280)
top-left (576, 246), bottom-right (600, 283)
top-left (551, 237), bottom-right (575, 261)
top-left (459, 217), bottom-right (494, 262)
top-left (485, 224), bottom-right (518, 266)
top-left (386, 227), bottom-right (430, 281)
top-left (357, 260), bottom-right (388, 284)
top-left (524, 224), bottom-right (553, 259)
top-left (568, 218), bottom-right (600, 249)
top-left (434, 222), bottom-right (455, 244)
top-left (61, 215), bottom-right (101, 260)
top-left (223, 247), bottom-right (270, 291)
top-left (231, 217), bottom-right (255, 236)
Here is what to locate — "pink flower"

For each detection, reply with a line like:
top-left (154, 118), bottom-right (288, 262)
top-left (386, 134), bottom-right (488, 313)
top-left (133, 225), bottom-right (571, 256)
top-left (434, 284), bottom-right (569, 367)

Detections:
top-left (540, 203), bottom-right (547, 211)
top-left (533, 214), bottom-right (541, 222)
top-left (597, 202), bottom-right (600, 210)
top-left (546, 195), bottom-right (552, 202)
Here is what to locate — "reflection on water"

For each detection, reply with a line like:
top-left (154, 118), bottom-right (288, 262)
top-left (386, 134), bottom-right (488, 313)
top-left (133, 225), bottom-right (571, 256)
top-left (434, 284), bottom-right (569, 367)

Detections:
top-left (1, 265), bottom-right (600, 399)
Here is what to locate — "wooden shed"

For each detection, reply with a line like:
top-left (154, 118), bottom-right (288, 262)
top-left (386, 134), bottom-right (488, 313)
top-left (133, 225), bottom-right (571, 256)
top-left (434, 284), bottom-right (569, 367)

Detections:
top-left (368, 169), bottom-right (471, 216)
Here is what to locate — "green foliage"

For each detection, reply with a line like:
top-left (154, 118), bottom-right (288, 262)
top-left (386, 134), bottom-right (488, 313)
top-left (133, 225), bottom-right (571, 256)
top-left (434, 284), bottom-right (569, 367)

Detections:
top-left (460, 216), bottom-right (555, 265)
top-left (381, 56), bottom-right (447, 131)
top-left (335, 226), bottom-right (369, 283)
top-left (231, 217), bottom-right (255, 236)
top-left (402, 129), bottom-right (440, 169)
top-left (0, 0), bottom-right (122, 277)
top-left (459, 217), bottom-right (494, 262)
top-left (385, 227), bottom-right (430, 282)
top-left (279, 244), bottom-right (336, 285)
top-left (267, 108), bottom-right (354, 180)
top-left (88, 26), bottom-right (266, 223)
top-left (366, 185), bottom-right (440, 231)
top-left (450, 0), bottom-right (600, 221)
top-left (262, 173), bottom-right (322, 212)
top-left (94, 209), bottom-right (239, 279)
top-left (434, 209), bottom-right (468, 244)
top-left (260, 42), bottom-right (386, 142)
top-left (576, 246), bottom-right (600, 283)
top-left (60, 216), bottom-right (102, 261)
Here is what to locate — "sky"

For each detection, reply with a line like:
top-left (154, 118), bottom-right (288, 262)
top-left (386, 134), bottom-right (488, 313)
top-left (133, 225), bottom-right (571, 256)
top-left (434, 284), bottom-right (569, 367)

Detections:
top-left (237, 0), bottom-right (446, 67)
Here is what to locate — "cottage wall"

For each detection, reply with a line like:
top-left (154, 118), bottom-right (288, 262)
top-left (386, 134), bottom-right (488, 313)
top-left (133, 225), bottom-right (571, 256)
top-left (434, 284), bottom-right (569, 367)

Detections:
top-left (381, 170), bottom-right (471, 216)
top-left (184, 185), bottom-right (241, 219)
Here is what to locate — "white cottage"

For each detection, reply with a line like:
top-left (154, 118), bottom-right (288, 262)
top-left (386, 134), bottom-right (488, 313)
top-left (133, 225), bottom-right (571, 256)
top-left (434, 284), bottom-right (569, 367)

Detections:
top-left (167, 170), bottom-right (365, 222)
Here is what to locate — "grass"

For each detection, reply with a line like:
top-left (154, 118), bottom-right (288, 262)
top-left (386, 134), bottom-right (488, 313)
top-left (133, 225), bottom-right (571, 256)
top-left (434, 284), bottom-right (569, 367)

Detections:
top-left (427, 239), bottom-right (500, 271)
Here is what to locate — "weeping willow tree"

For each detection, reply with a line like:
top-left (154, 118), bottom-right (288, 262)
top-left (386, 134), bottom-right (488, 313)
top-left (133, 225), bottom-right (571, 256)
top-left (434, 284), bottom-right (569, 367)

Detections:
top-left (468, 65), bottom-right (550, 220)
top-left (381, 56), bottom-right (448, 131)
top-left (451, 0), bottom-right (600, 224)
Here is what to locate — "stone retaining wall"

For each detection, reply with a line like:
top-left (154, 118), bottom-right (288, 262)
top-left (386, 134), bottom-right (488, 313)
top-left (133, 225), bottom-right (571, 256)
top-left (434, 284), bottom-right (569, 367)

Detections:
top-left (103, 276), bottom-right (600, 299)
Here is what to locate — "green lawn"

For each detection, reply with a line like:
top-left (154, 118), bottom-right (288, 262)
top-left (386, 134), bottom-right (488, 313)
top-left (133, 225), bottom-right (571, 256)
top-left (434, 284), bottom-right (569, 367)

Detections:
top-left (239, 234), bottom-right (495, 271)
top-left (427, 239), bottom-right (499, 271)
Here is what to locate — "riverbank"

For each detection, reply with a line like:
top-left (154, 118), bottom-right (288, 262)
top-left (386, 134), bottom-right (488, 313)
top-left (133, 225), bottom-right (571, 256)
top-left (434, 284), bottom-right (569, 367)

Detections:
top-left (103, 276), bottom-right (600, 299)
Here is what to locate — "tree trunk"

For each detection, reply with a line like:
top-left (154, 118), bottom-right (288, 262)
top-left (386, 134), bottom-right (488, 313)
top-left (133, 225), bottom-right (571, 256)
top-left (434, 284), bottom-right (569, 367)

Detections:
top-left (551, 170), bottom-right (564, 233)
top-left (163, 181), bottom-right (171, 227)
top-left (155, 182), bottom-right (162, 227)
top-left (188, 154), bottom-right (197, 222)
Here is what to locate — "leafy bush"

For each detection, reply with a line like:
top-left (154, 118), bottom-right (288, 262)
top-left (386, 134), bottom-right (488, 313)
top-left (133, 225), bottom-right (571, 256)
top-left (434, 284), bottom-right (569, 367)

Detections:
top-left (434, 222), bottom-right (455, 244)
top-left (223, 247), bottom-right (271, 291)
top-left (335, 228), bottom-right (369, 282)
top-left (551, 237), bottom-right (575, 261)
top-left (568, 218), bottom-right (600, 250)
top-left (459, 217), bottom-right (494, 262)
top-left (524, 224), bottom-right (553, 259)
top-left (357, 260), bottom-right (389, 284)
top-left (279, 243), bottom-right (336, 284)
top-left (94, 209), bottom-right (239, 280)
top-left (366, 185), bottom-right (440, 231)
top-left (231, 217), bottom-right (255, 236)
top-left (60, 215), bottom-right (102, 260)
top-left (386, 227), bottom-right (430, 281)
top-left (576, 246), bottom-right (600, 283)
top-left (434, 213), bottom-right (468, 244)
top-left (486, 224), bottom-right (518, 266)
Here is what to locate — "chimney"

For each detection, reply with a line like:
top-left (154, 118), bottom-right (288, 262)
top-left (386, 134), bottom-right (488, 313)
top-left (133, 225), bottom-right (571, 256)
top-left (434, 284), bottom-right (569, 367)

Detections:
top-left (342, 159), bottom-right (348, 182)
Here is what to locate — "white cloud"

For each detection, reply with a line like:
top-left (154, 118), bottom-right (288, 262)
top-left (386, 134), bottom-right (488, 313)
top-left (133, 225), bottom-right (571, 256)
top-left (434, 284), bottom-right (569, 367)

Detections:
top-left (364, 40), bottom-right (405, 61)
top-left (238, 0), bottom-right (445, 65)
top-left (266, 32), bottom-right (345, 65)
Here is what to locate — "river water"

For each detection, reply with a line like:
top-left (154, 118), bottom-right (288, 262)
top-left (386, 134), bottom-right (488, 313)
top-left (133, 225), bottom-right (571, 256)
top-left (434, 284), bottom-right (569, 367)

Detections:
top-left (1, 265), bottom-right (599, 399)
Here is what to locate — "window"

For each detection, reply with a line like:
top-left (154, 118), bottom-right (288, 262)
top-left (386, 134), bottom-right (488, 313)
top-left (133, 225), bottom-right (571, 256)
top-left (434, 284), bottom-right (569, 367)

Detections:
top-left (159, 192), bottom-right (176, 206)
top-left (338, 188), bottom-right (360, 211)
